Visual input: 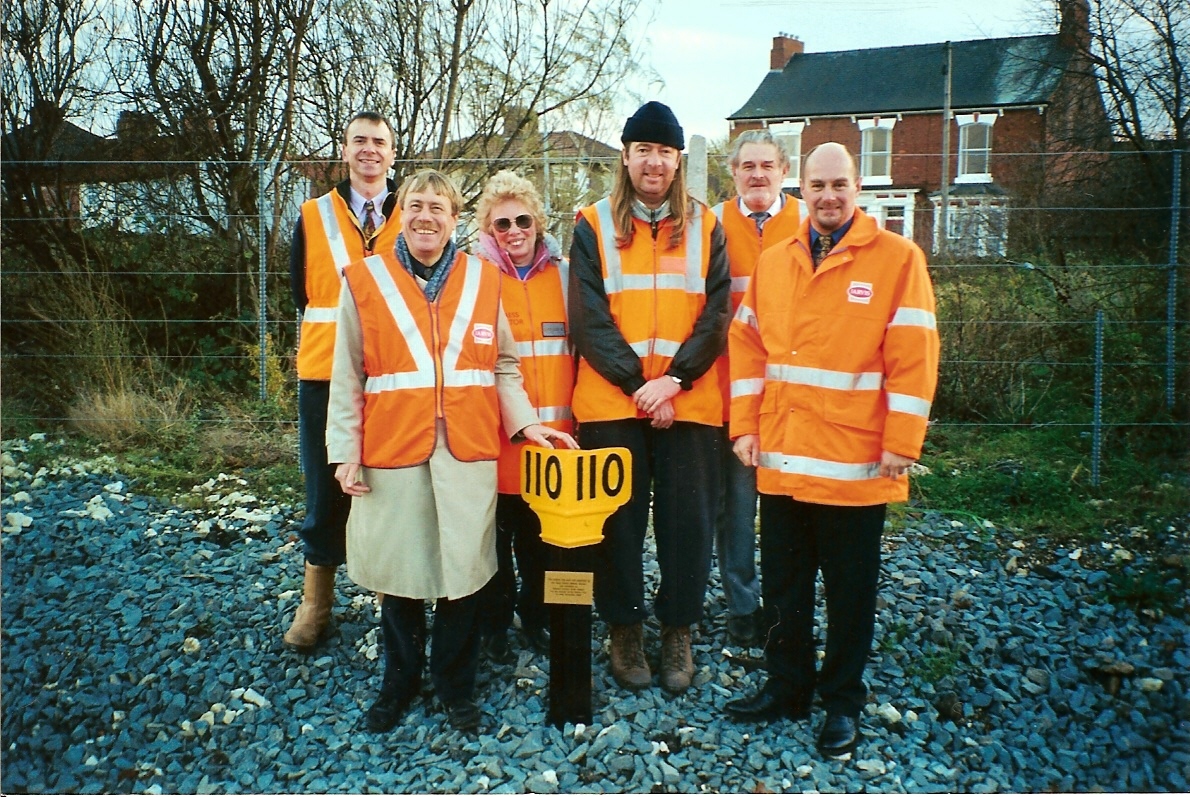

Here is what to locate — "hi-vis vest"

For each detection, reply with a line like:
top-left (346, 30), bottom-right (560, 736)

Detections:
top-left (296, 190), bottom-right (400, 380)
top-left (711, 197), bottom-right (801, 421)
top-left (496, 262), bottom-right (575, 494)
top-left (572, 198), bottom-right (722, 426)
top-left (342, 252), bottom-right (502, 468)
top-left (729, 210), bottom-right (939, 506)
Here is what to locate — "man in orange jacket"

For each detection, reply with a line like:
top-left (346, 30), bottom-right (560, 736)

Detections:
top-left (711, 129), bottom-right (801, 647)
top-left (285, 112), bottom-right (400, 652)
top-left (569, 101), bottom-right (731, 695)
top-left (725, 143), bottom-right (939, 759)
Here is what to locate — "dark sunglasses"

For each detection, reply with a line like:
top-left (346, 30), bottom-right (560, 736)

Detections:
top-left (492, 214), bottom-right (534, 232)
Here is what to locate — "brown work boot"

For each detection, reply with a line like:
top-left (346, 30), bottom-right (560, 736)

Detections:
top-left (283, 563), bottom-right (336, 651)
top-left (659, 624), bottom-right (695, 694)
top-left (609, 623), bottom-right (651, 690)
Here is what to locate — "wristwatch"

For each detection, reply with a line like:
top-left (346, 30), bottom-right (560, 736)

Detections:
top-left (669, 375), bottom-right (683, 387)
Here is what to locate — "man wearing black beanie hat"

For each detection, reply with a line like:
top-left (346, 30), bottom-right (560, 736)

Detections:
top-left (567, 101), bottom-right (731, 696)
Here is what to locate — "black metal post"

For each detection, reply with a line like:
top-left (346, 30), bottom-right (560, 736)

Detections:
top-left (546, 544), bottom-right (594, 729)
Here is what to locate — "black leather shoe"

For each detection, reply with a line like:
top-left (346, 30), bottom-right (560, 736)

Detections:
top-left (480, 631), bottom-right (513, 664)
top-left (817, 713), bottom-right (859, 758)
top-left (725, 686), bottom-right (810, 722)
top-left (365, 689), bottom-right (411, 732)
top-left (442, 697), bottom-right (481, 731)
top-left (521, 625), bottom-right (550, 655)
top-left (727, 608), bottom-right (764, 646)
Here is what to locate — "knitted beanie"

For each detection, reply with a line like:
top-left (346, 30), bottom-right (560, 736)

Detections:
top-left (621, 101), bottom-right (684, 150)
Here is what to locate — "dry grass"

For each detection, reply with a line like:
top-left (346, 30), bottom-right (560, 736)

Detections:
top-left (68, 383), bottom-right (193, 450)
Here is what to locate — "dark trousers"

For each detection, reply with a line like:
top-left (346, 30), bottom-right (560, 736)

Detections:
top-left (759, 495), bottom-right (885, 717)
top-left (298, 380), bottom-right (350, 566)
top-left (378, 591), bottom-right (481, 702)
top-left (478, 493), bottom-right (549, 636)
top-left (578, 419), bottom-right (721, 627)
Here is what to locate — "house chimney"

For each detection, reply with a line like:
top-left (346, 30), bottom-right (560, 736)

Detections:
top-left (503, 105), bottom-right (539, 138)
top-left (1058, 0), bottom-right (1091, 52)
top-left (116, 111), bottom-right (159, 141)
top-left (770, 33), bottom-right (803, 70)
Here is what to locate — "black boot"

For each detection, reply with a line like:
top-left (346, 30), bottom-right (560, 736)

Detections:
top-left (366, 596), bottom-right (424, 732)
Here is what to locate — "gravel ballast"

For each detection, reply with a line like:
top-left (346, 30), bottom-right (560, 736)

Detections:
top-left (2, 436), bottom-right (1188, 793)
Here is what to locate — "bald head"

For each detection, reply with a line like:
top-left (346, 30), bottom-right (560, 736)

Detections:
top-left (800, 142), bottom-right (860, 234)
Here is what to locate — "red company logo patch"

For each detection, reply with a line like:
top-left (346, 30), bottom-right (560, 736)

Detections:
top-left (847, 281), bottom-right (873, 305)
top-left (472, 323), bottom-right (495, 344)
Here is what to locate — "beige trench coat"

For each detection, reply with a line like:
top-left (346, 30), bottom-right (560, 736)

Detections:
top-left (326, 273), bottom-right (539, 600)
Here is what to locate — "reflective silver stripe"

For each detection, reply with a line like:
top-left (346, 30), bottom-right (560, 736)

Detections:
top-left (627, 338), bottom-right (681, 358)
top-left (628, 340), bottom-right (652, 357)
top-left (684, 211), bottom-right (705, 292)
top-left (536, 405), bottom-right (573, 422)
top-left (711, 203), bottom-right (725, 222)
top-left (766, 364), bottom-right (883, 391)
top-left (302, 307), bottom-right (337, 323)
top-left (442, 369), bottom-right (496, 388)
top-left (366, 371), bottom-right (435, 391)
top-left (889, 307), bottom-right (937, 330)
top-left (731, 276), bottom-right (750, 294)
top-left (734, 303), bottom-right (758, 329)
top-left (594, 199), bottom-right (624, 294)
top-left (315, 194), bottom-right (352, 270)
top-left (654, 273), bottom-right (689, 291)
top-left (515, 339), bottom-right (570, 358)
top-left (731, 378), bottom-right (765, 398)
top-left (362, 255), bottom-right (436, 392)
top-left (888, 392), bottom-right (932, 418)
top-left (440, 255), bottom-right (484, 375)
top-left (621, 274), bottom-right (658, 290)
top-left (759, 452), bottom-right (880, 481)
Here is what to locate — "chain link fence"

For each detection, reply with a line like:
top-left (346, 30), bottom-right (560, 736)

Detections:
top-left (2, 148), bottom-right (1186, 481)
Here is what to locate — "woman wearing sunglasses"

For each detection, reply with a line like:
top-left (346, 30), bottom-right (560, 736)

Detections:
top-left (472, 170), bottom-right (575, 663)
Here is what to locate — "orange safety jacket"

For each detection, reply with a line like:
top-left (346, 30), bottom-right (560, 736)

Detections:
top-left (342, 251), bottom-right (503, 468)
top-left (729, 209), bottom-right (939, 506)
top-left (495, 260), bottom-right (574, 494)
top-left (571, 198), bottom-right (723, 426)
top-left (711, 195), bottom-right (801, 421)
top-left (296, 190), bottom-right (400, 380)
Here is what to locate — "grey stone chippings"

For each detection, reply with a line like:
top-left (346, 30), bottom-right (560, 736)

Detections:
top-left (1, 439), bottom-right (1188, 793)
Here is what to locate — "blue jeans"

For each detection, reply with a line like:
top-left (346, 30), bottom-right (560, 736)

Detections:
top-left (715, 432), bottom-right (761, 617)
top-left (297, 380), bottom-right (350, 567)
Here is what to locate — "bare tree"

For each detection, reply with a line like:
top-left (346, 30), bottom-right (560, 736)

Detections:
top-left (1059, 0), bottom-right (1188, 193)
top-left (296, 0), bottom-right (646, 199)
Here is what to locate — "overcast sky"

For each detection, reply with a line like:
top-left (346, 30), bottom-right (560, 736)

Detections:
top-left (620, 0), bottom-right (1057, 144)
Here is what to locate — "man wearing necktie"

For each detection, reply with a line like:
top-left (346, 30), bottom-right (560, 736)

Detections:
top-left (285, 112), bottom-right (401, 653)
top-left (726, 142), bottom-right (939, 760)
top-left (709, 130), bottom-right (801, 648)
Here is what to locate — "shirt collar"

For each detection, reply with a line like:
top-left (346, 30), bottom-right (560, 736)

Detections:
top-left (737, 192), bottom-right (784, 219)
top-left (810, 214), bottom-right (855, 247)
top-left (349, 185), bottom-right (390, 218)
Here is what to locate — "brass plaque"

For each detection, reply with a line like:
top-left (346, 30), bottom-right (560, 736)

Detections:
top-left (544, 570), bottom-right (594, 606)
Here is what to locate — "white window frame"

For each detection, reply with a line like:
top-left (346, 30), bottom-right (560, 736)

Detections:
top-left (955, 112), bottom-right (996, 184)
top-left (767, 120), bottom-right (804, 186)
top-left (858, 117), bottom-right (895, 186)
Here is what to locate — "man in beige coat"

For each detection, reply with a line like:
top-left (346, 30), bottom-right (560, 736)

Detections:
top-left (327, 170), bottom-right (575, 733)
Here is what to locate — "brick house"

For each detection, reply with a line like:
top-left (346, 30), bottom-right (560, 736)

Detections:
top-left (727, 0), bottom-right (1109, 257)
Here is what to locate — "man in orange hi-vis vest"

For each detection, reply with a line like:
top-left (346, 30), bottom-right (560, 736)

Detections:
top-left (326, 169), bottom-right (576, 734)
top-left (725, 143), bottom-right (939, 760)
top-left (569, 101), bottom-right (731, 696)
top-left (285, 112), bottom-right (401, 653)
top-left (710, 129), bottom-right (801, 648)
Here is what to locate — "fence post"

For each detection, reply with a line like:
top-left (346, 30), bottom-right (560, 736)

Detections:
top-left (257, 160), bottom-right (269, 403)
top-left (1167, 149), bottom-right (1183, 410)
top-left (688, 135), bottom-right (707, 205)
top-left (1092, 310), bottom-right (1104, 487)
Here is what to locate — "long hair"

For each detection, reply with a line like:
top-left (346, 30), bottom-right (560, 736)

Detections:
top-left (475, 170), bottom-right (548, 247)
top-left (609, 152), bottom-right (693, 250)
